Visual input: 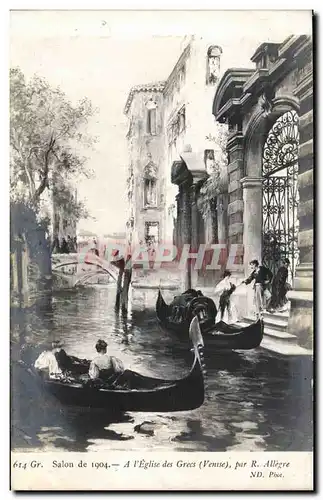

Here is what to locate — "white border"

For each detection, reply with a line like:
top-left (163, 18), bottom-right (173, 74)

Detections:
top-left (2, 3), bottom-right (320, 499)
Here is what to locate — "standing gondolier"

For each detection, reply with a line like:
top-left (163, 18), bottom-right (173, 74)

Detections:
top-left (214, 271), bottom-right (238, 324)
top-left (242, 260), bottom-right (273, 319)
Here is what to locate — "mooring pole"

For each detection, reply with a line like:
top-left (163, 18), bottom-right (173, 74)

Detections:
top-left (115, 262), bottom-right (124, 311)
top-left (121, 265), bottom-right (132, 314)
top-left (182, 181), bottom-right (192, 291)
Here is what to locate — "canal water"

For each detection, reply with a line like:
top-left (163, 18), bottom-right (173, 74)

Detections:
top-left (11, 284), bottom-right (313, 452)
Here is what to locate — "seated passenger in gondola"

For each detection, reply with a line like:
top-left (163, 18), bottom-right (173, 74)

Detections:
top-left (89, 339), bottom-right (124, 382)
top-left (51, 340), bottom-right (77, 372)
top-left (34, 340), bottom-right (86, 379)
top-left (34, 343), bottom-right (64, 380)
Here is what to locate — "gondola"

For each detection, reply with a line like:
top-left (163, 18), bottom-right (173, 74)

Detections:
top-left (22, 317), bottom-right (206, 412)
top-left (156, 288), bottom-right (218, 335)
top-left (156, 289), bottom-right (263, 350)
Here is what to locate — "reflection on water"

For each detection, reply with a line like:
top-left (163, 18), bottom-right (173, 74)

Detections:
top-left (11, 285), bottom-right (313, 452)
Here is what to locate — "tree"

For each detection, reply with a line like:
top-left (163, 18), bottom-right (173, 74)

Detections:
top-left (197, 122), bottom-right (229, 219)
top-left (52, 176), bottom-right (91, 222)
top-left (10, 67), bottom-right (97, 211)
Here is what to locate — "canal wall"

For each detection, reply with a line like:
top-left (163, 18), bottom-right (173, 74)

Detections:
top-left (10, 202), bottom-right (52, 308)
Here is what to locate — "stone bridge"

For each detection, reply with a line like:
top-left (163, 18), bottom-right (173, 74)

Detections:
top-left (52, 253), bottom-right (120, 287)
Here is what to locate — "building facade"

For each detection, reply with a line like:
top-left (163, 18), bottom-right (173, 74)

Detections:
top-left (212, 35), bottom-right (313, 347)
top-left (124, 82), bottom-right (166, 248)
top-left (163, 37), bottom-right (226, 249)
top-left (124, 36), bottom-right (227, 260)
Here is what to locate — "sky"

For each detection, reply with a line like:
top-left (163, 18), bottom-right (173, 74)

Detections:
top-left (9, 10), bottom-right (312, 236)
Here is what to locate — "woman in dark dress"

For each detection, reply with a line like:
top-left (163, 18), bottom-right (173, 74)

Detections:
top-left (268, 258), bottom-right (292, 312)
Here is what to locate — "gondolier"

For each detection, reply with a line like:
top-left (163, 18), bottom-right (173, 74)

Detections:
top-left (214, 271), bottom-right (238, 324)
top-left (242, 260), bottom-right (273, 319)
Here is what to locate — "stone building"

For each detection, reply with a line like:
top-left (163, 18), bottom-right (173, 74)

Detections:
top-left (163, 37), bottom-right (224, 245)
top-left (212, 35), bottom-right (313, 348)
top-left (124, 36), bottom-right (227, 272)
top-left (124, 82), bottom-right (166, 248)
top-left (10, 202), bottom-right (52, 308)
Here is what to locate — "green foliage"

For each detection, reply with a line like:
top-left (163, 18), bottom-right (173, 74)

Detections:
top-left (10, 67), bottom-right (97, 220)
top-left (197, 123), bottom-right (229, 219)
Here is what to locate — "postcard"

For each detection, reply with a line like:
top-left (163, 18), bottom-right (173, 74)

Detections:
top-left (10, 9), bottom-right (314, 491)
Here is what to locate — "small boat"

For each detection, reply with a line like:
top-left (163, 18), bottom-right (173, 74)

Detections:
top-left (156, 289), bottom-right (263, 350)
top-left (24, 317), bottom-right (206, 412)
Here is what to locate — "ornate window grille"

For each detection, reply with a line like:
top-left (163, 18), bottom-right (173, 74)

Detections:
top-left (262, 110), bottom-right (299, 279)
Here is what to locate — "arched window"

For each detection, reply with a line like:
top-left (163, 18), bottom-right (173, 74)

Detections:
top-left (146, 99), bottom-right (157, 135)
top-left (179, 107), bottom-right (186, 132)
top-left (206, 45), bottom-right (222, 85)
top-left (144, 178), bottom-right (157, 206)
top-left (143, 160), bottom-right (158, 207)
top-left (204, 149), bottom-right (215, 174)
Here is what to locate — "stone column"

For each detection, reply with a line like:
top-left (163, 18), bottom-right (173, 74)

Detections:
top-left (227, 133), bottom-right (244, 250)
top-left (217, 194), bottom-right (227, 244)
top-left (241, 177), bottom-right (263, 318)
top-left (241, 177), bottom-right (263, 274)
top-left (175, 191), bottom-right (182, 251)
top-left (209, 198), bottom-right (218, 244)
top-left (287, 43), bottom-right (313, 349)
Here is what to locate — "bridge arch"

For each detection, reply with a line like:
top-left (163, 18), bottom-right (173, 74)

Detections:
top-left (52, 257), bottom-right (118, 282)
top-left (74, 270), bottom-right (114, 287)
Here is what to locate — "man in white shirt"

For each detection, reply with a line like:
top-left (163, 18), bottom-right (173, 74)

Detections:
top-left (34, 344), bottom-right (63, 379)
top-left (89, 339), bottom-right (124, 381)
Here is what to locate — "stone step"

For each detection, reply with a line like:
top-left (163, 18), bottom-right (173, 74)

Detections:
top-left (242, 314), bottom-right (288, 330)
top-left (235, 319), bottom-right (312, 356)
top-left (259, 336), bottom-right (313, 357)
top-left (263, 327), bottom-right (297, 342)
top-left (261, 316), bottom-right (289, 332)
top-left (132, 282), bottom-right (179, 290)
top-left (263, 309), bottom-right (290, 321)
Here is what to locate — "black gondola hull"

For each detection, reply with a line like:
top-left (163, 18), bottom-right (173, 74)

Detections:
top-left (203, 320), bottom-right (264, 350)
top-left (26, 316), bottom-right (206, 412)
top-left (39, 360), bottom-right (204, 412)
top-left (156, 290), bottom-right (264, 350)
